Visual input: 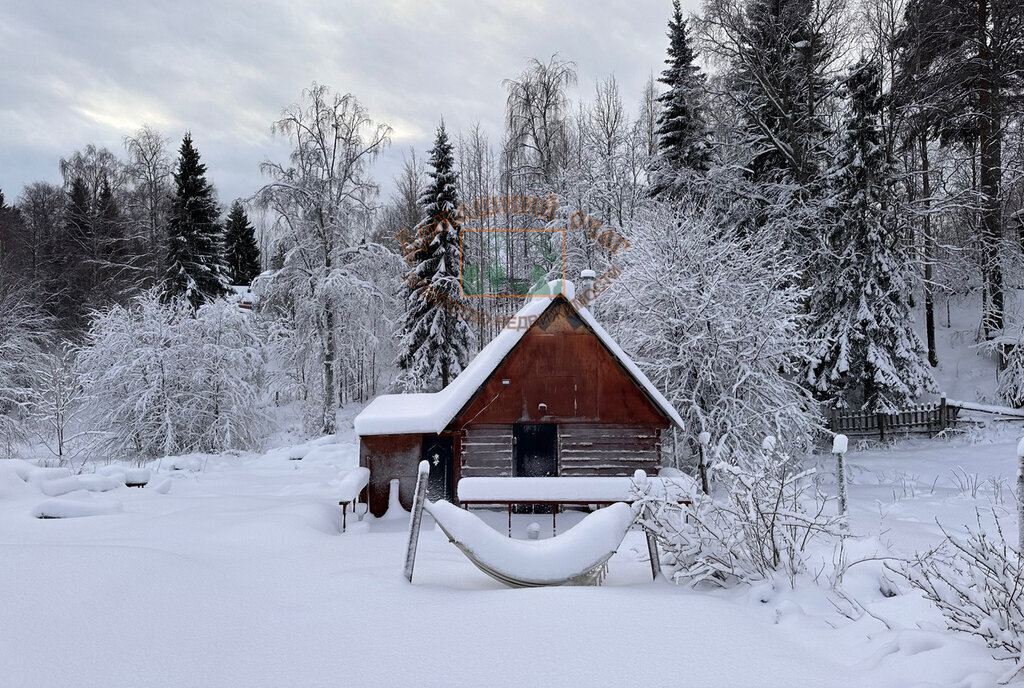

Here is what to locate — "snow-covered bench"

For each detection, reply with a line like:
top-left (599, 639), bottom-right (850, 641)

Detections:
top-left (456, 473), bottom-right (696, 537)
top-left (337, 467), bottom-right (370, 532)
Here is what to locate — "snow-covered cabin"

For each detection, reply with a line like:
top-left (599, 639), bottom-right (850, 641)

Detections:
top-left (354, 281), bottom-right (684, 516)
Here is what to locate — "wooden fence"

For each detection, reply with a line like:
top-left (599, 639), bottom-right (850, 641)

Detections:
top-left (828, 397), bottom-right (959, 439)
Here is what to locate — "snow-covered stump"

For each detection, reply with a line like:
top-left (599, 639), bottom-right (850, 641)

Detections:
top-left (832, 434), bottom-right (849, 531)
top-left (404, 461), bottom-right (430, 583)
top-left (1017, 438), bottom-right (1024, 554)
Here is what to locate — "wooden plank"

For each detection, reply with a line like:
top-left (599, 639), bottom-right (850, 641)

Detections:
top-left (403, 461), bottom-right (430, 583)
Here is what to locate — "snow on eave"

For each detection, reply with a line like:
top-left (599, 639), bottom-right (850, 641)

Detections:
top-left (354, 281), bottom-right (684, 436)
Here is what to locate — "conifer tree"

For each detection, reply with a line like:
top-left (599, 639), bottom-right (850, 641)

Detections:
top-left (807, 58), bottom-right (934, 411)
top-left (222, 200), bottom-right (261, 285)
top-left (162, 133), bottom-right (228, 308)
top-left (650, 0), bottom-right (711, 196)
top-left (725, 0), bottom-right (835, 186)
top-left (396, 121), bottom-right (471, 390)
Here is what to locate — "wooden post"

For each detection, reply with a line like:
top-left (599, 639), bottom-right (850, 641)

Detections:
top-left (939, 395), bottom-right (948, 432)
top-left (877, 413), bottom-right (886, 441)
top-left (645, 528), bottom-right (662, 580)
top-left (829, 407), bottom-right (837, 433)
top-left (832, 434), bottom-right (849, 531)
top-left (403, 461), bottom-right (430, 583)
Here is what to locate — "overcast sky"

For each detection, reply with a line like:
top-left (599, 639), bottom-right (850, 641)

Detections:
top-left (0, 0), bottom-right (701, 207)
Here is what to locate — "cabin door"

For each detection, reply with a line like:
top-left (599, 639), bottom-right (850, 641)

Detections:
top-left (421, 435), bottom-right (454, 502)
top-left (513, 423), bottom-right (558, 477)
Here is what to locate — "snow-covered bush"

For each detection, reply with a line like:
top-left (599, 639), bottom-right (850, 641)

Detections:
top-left (0, 276), bottom-right (49, 456)
top-left (902, 511), bottom-right (1024, 683)
top-left (606, 200), bottom-right (820, 463)
top-left (979, 333), bottom-right (1024, 408)
top-left (78, 289), bottom-right (269, 459)
top-left (636, 438), bottom-right (840, 587)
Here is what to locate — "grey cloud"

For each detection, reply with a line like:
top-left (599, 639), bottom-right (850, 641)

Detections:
top-left (0, 0), bottom-right (699, 205)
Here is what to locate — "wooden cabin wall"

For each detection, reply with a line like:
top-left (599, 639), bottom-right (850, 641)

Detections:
top-left (460, 424), bottom-right (513, 477)
top-left (359, 434), bottom-right (419, 517)
top-left (558, 424), bottom-right (661, 476)
top-left (454, 317), bottom-right (668, 428)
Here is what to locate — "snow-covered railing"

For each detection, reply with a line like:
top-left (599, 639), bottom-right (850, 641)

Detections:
top-left (457, 475), bottom-right (695, 504)
top-left (456, 473), bottom-right (695, 537)
top-left (947, 399), bottom-right (1024, 419)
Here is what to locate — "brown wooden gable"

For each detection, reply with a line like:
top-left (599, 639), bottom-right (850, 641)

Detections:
top-left (449, 297), bottom-right (670, 430)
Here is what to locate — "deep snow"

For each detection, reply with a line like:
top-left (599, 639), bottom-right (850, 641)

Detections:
top-left (2, 422), bottom-right (1021, 688)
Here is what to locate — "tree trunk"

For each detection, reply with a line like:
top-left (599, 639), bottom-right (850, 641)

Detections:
top-left (978, 0), bottom-right (1004, 339)
top-left (921, 133), bottom-right (938, 367)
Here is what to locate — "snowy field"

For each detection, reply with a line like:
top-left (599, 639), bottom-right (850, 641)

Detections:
top-left (1, 426), bottom-right (1020, 688)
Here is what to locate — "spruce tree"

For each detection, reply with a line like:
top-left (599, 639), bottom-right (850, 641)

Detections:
top-left (222, 200), bottom-right (261, 285)
top-left (650, 0), bottom-right (711, 196)
top-left (162, 133), bottom-right (228, 308)
top-left (731, 0), bottom-right (833, 186)
top-left (807, 58), bottom-right (934, 411)
top-left (396, 121), bottom-right (471, 391)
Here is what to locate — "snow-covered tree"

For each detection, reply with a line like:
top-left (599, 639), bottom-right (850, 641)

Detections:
top-left (0, 275), bottom-right (49, 456)
top-left (701, 0), bottom-right (840, 187)
top-left (396, 121), bottom-right (472, 391)
top-left (257, 83), bottom-right (395, 433)
top-left (650, 0), bottom-right (711, 196)
top-left (222, 200), bottom-right (261, 285)
top-left (162, 133), bottom-right (229, 309)
top-left (606, 199), bottom-right (819, 462)
top-left (30, 345), bottom-right (91, 466)
top-left (78, 289), bottom-right (268, 458)
top-left (807, 58), bottom-right (935, 411)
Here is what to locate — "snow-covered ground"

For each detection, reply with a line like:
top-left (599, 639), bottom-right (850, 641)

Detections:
top-left (2, 420), bottom-right (1021, 688)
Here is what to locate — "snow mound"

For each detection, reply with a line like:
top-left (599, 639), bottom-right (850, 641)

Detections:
top-left (14, 463), bottom-right (72, 486)
top-left (146, 478), bottom-right (172, 494)
top-left (301, 443), bottom-right (357, 468)
top-left (0, 461), bottom-right (38, 500)
top-left (165, 456), bottom-right (203, 471)
top-left (33, 497), bottom-right (124, 519)
top-left (40, 475), bottom-right (121, 497)
top-left (425, 500), bottom-right (636, 585)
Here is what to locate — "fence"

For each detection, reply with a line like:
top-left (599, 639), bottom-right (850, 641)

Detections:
top-left (828, 397), bottom-right (958, 439)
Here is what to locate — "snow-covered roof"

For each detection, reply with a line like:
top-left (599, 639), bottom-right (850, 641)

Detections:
top-left (354, 280), bottom-right (684, 436)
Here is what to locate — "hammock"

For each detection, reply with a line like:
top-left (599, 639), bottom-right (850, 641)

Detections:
top-left (403, 460), bottom-right (641, 586)
top-left (422, 499), bottom-right (636, 587)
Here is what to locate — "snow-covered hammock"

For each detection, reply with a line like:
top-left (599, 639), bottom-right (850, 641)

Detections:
top-left (404, 461), bottom-right (637, 587)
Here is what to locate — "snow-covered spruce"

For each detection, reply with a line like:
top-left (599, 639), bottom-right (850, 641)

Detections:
top-left (806, 57), bottom-right (935, 412)
top-left (396, 120), bottom-right (471, 392)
